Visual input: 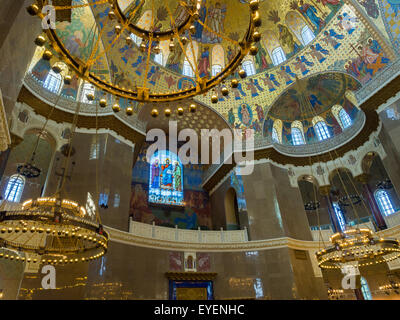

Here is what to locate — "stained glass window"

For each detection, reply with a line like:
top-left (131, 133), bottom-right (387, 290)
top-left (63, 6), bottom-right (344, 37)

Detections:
top-left (149, 150), bottom-right (184, 206)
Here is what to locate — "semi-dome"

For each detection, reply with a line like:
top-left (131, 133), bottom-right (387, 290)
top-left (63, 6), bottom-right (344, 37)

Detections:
top-left (263, 72), bottom-right (363, 146)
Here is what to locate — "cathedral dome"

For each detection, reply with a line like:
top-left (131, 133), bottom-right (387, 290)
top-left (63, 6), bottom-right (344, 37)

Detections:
top-left (263, 72), bottom-right (364, 147)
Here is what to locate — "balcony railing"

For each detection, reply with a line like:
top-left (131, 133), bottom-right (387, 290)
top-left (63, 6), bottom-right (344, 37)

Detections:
top-left (129, 219), bottom-right (249, 244)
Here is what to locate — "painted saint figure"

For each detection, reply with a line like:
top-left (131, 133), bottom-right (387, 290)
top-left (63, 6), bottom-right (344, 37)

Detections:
top-left (262, 73), bottom-right (280, 92)
top-left (322, 29), bottom-right (344, 49)
top-left (297, 0), bottom-right (326, 32)
top-left (336, 13), bottom-right (358, 34)
top-left (174, 162), bottom-right (182, 192)
top-left (198, 47), bottom-right (210, 78)
top-left (308, 44), bottom-right (329, 63)
top-left (151, 159), bottom-right (160, 189)
top-left (161, 158), bottom-right (174, 189)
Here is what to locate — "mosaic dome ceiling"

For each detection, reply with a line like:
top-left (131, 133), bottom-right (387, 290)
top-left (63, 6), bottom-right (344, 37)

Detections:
top-left (25, 0), bottom-right (400, 150)
top-left (267, 72), bottom-right (360, 122)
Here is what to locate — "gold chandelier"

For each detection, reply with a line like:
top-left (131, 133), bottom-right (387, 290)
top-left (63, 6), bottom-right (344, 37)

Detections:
top-left (0, 74), bottom-right (109, 266)
top-left (316, 228), bottom-right (400, 270)
top-left (0, 197), bottom-right (109, 265)
top-left (27, 0), bottom-right (262, 104)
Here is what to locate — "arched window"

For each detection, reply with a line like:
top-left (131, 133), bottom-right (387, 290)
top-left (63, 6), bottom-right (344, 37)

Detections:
top-left (212, 64), bottom-right (222, 77)
top-left (292, 127), bottom-right (305, 145)
top-left (81, 82), bottom-right (95, 104)
top-left (301, 25), bottom-right (315, 45)
top-left (361, 277), bottom-right (373, 300)
top-left (242, 60), bottom-right (256, 76)
top-left (183, 59), bottom-right (195, 77)
top-left (4, 175), bottom-right (25, 202)
top-left (183, 41), bottom-right (198, 78)
top-left (272, 127), bottom-right (280, 143)
top-left (332, 202), bottom-right (346, 232)
top-left (130, 33), bottom-right (141, 46)
top-left (375, 189), bottom-right (395, 216)
top-left (339, 109), bottom-right (352, 129)
top-left (271, 47), bottom-right (286, 66)
top-left (154, 52), bottom-right (163, 65)
top-left (148, 150), bottom-right (184, 206)
top-left (43, 69), bottom-right (62, 93)
top-left (212, 45), bottom-right (225, 77)
top-left (314, 121), bottom-right (331, 141)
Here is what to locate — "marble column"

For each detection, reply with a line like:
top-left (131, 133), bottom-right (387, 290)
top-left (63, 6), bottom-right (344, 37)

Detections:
top-left (319, 185), bottom-right (341, 233)
top-left (0, 0), bottom-right (41, 116)
top-left (378, 127), bottom-right (400, 202)
top-left (241, 162), bottom-right (312, 241)
top-left (355, 173), bottom-right (387, 230)
top-left (44, 132), bottom-right (134, 231)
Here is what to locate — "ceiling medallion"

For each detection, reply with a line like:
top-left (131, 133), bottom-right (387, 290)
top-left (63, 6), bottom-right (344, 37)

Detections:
top-left (316, 228), bottom-right (400, 270)
top-left (28, 0), bottom-right (262, 105)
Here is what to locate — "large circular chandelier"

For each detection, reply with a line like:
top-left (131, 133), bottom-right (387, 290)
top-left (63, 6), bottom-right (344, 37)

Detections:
top-left (316, 228), bottom-right (400, 270)
top-left (0, 197), bottom-right (109, 265)
top-left (27, 0), bottom-right (262, 103)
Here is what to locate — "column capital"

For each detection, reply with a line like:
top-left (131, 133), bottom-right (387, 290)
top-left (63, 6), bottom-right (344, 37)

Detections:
top-left (355, 173), bottom-right (370, 184)
top-left (319, 185), bottom-right (331, 196)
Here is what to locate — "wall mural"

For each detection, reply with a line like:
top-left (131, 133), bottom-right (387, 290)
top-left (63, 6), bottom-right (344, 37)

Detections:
top-left (193, 3), bottom-right (394, 140)
top-left (130, 143), bottom-right (212, 230)
top-left (379, 0), bottom-right (400, 52)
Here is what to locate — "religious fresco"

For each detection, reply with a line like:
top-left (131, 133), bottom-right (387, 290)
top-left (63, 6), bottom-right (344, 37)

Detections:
top-left (263, 73), bottom-right (361, 144)
top-left (54, 0), bottom-right (111, 82)
top-left (195, 3), bottom-right (393, 140)
top-left (378, 0), bottom-right (400, 52)
top-left (130, 143), bottom-right (212, 230)
top-left (30, 0), bottom-right (399, 140)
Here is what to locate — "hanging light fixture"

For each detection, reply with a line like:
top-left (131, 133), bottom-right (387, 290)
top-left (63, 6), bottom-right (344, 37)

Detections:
top-left (29, 0), bottom-right (261, 103)
top-left (0, 81), bottom-right (109, 265)
top-left (316, 228), bottom-right (400, 269)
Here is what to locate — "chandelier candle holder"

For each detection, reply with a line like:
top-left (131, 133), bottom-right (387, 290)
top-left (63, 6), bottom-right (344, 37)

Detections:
top-left (0, 197), bottom-right (109, 265)
top-left (316, 228), bottom-right (400, 270)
